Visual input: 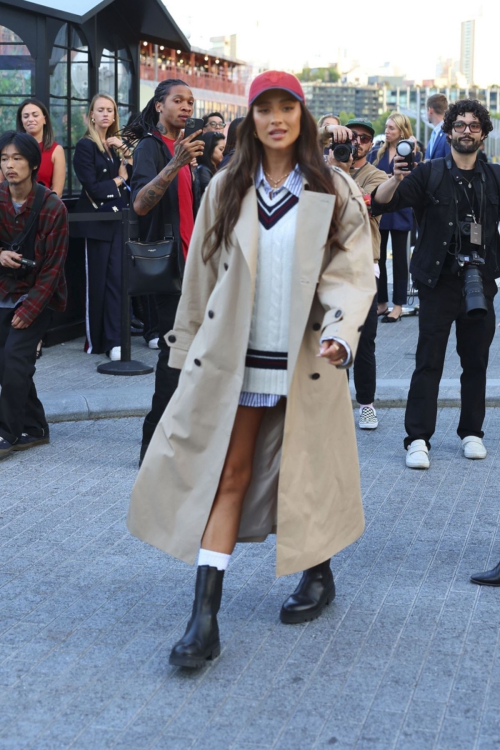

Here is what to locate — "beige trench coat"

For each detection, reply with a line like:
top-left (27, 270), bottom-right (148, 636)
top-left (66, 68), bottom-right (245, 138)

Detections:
top-left (128, 168), bottom-right (376, 577)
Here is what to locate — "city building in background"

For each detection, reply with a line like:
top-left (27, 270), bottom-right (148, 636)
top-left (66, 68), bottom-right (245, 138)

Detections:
top-left (139, 42), bottom-right (247, 121)
top-left (303, 82), bottom-right (384, 121)
top-left (460, 12), bottom-right (498, 88)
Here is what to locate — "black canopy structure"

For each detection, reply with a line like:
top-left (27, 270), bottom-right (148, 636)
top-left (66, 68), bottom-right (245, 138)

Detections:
top-left (0, 0), bottom-right (190, 344)
top-left (0, 0), bottom-right (190, 195)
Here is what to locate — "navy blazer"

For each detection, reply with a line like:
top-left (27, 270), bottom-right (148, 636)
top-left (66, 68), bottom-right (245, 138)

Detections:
top-left (425, 126), bottom-right (451, 160)
top-left (72, 138), bottom-right (130, 241)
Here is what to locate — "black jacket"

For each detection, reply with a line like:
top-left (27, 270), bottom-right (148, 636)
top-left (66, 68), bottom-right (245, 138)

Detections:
top-left (371, 156), bottom-right (500, 288)
top-left (131, 132), bottom-right (199, 279)
top-left (196, 164), bottom-right (213, 197)
top-left (72, 137), bottom-right (130, 241)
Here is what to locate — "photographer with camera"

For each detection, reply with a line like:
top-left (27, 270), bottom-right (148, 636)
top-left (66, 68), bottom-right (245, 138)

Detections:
top-left (371, 99), bottom-right (500, 470)
top-left (326, 118), bottom-right (387, 429)
top-left (0, 131), bottom-right (68, 459)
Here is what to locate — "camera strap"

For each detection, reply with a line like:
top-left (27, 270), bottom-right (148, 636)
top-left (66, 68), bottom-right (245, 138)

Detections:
top-left (9, 183), bottom-right (48, 260)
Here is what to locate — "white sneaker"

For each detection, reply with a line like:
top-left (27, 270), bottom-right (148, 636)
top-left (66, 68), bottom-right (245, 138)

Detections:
top-left (359, 406), bottom-right (378, 430)
top-left (148, 338), bottom-right (160, 349)
top-left (406, 439), bottom-right (430, 469)
top-left (107, 346), bottom-right (121, 361)
top-left (462, 436), bottom-right (487, 460)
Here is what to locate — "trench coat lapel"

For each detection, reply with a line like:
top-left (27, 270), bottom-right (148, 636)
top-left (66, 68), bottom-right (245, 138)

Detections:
top-left (233, 185), bottom-right (259, 277)
top-left (287, 185), bottom-right (336, 386)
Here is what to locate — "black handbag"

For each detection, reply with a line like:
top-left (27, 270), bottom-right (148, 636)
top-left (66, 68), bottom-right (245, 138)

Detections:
top-left (126, 222), bottom-right (182, 296)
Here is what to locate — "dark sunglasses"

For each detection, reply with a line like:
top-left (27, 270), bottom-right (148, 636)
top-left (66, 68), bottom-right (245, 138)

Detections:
top-left (351, 131), bottom-right (373, 144)
top-left (452, 121), bottom-right (482, 134)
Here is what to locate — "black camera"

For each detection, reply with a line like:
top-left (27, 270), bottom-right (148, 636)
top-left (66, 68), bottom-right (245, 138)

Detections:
top-left (331, 136), bottom-right (358, 163)
top-left (456, 249), bottom-right (487, 318)
top-left (19, 257), bottom-right (36, 270)
top-left (459, 213), bottom-right (474, 237)
top-left (395, 139), bottom-right (415, 171)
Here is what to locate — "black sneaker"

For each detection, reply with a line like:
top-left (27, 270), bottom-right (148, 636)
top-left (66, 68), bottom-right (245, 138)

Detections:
top-left (12, 433), bottom-right (50, 451)
top-left (0, 438), bottom-right (14, 458)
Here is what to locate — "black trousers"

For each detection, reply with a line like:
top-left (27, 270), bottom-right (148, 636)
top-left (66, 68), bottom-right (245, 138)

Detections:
top-left (86, 227), bottom-right (121, 354)
top-left (0, 307), bottom-right (51, 444)
top-left (379, 229), bottom-right (409, 306)
top-left (141, 294), bottom-right (181, 451)
top-left (404, 273), bottom-right (497, 449)
top-left (354, 283), bottom-right (378, 405)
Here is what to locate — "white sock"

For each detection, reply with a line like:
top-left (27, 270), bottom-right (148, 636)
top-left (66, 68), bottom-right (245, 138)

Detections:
top-left (197, 549), bottom-right (231, 571)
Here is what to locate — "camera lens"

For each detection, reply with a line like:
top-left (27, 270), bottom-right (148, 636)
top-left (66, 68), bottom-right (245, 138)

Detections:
top-left (333, 143), bottom-right (352, 163)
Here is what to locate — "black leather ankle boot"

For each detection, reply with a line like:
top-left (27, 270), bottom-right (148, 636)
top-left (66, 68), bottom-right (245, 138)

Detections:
top-left (169, 565), bottom-right (225, 668)
top-left (280, 559), bottom-right (335, 624)
top-left (470, 561), bottom-right (500, 586)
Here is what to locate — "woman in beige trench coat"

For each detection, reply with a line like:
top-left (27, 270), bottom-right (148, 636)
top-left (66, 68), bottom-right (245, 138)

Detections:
top-left (128, 71), bottom-right (375, 669)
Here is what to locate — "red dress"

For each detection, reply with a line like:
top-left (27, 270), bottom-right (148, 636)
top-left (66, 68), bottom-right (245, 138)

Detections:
top-left (37, 142), bottom-right (59, 189)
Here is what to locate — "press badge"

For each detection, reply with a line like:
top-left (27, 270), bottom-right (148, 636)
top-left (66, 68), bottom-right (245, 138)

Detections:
top-left (471, 223), bottom-right (482, 245)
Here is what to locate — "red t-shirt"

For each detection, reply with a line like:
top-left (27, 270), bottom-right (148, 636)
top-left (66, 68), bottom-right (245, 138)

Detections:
top-left (160, 135), bottom-right (194, 259)
top-left (37, 141), bottom-right (58, 190)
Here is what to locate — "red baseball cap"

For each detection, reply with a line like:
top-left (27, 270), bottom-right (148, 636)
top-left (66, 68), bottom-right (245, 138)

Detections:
top-left (248, 71), bottom-right (305, 107)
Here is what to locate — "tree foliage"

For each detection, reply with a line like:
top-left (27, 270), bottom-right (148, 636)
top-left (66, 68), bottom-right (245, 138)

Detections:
top-left (296, 66), bottom-right (340, 83)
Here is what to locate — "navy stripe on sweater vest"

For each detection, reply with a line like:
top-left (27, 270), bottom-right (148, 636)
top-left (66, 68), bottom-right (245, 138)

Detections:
top-left (257, 190), bottom-right (299, 230)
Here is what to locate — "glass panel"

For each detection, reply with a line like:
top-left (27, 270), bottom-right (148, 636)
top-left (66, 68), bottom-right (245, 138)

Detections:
top-left (101, 48), bottom-right (114, 58)
top-left (118, 105), bottom-right (133, 129)
top-left (99, 56), bottom-right (115, 97)
top-left (50, 59), bottom-right (67, 98)
top-left (71, 104), bottom-right (89, 146)
top-left (49, 97), bottom-right (67, 146)
top-left (69, 148), bottom-right (81, 194)
top-left (117, 60), bottom-right (132, 105)
top-left (0, 104), bottom-right (19, 130)
top-left (53, 24), bottom-right (67, 48)
top-left (0, 25), bottom-right (23, 44)
top-left (0, 68), bottom-right (33, 97)
top-left (118, 48), bottom-right (130, 60)
top-left (71, 53), bottom-right (89, 99)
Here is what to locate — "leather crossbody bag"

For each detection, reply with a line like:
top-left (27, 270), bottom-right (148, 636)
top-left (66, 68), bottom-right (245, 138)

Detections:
top-left (126, 222), bottom-right (182, 296)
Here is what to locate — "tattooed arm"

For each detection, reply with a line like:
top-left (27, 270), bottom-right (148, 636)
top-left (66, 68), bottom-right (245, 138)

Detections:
top-left (133, 129), bottom-right (204, 216)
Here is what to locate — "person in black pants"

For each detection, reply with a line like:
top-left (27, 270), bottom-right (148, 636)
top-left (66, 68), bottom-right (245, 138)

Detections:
top-left (73, 93), bottom-right (131, 360)
top-left (0, 131), bottom-right (68, 458)
top-left (122, 79), bottom-right (204, 463)
top-left (371, 98), bottom-right (500, 470)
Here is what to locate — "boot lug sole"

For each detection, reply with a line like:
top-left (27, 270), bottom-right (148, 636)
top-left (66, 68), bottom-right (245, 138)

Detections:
top-left (169, 642), bottom-right (221, 668)
top-left (280, 590), bottom-right (336, 625)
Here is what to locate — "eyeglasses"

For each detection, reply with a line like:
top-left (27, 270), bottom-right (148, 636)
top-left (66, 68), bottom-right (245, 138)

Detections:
top-left (207, 121), bottom-right (225, 130)
top-left (350, 131), bottom-right (372, 144)
top-left (452, 121), bottom-right (482, 134)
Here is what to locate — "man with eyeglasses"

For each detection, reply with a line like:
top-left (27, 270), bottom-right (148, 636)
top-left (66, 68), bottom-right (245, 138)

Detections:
top-left (202, 112), bottom-right (225, 133)
top-left (371, 99), bottom-right (500, 470)
top-left (326, 118), bottom-right (387, 430)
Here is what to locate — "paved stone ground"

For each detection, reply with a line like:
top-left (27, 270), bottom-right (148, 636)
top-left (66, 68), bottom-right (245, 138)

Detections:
top-left (1, 412), bottom-right (500, 749)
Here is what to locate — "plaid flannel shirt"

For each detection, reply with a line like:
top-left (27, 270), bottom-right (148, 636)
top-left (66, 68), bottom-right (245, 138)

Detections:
top-left (0, 182), bottom-right (68, 325)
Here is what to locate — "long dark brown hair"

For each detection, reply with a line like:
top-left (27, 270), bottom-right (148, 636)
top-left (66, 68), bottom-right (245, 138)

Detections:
top-left (203, 101), bottom-right (340, 261)
top-left (16, 98), bottom-right (54, 150)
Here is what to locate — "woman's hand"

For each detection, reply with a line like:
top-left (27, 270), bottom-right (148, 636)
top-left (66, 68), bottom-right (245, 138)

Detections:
top-left (106, 136), bottom-right (124, 150)
top-left (0, 249), bottom-right (22, 268)
top-left (318, 340), bottom-right (348, 366)
top-left (118, 160), bottom-right (129, 181)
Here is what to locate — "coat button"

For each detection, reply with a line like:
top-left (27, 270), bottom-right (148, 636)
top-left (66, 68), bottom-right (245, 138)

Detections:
top-left (313, 323), bottom-right (321, 331)
top-left (436, 260), bottom-right (440, 265)
top-left (311, 373), bottom-right (320, 380)
top-left (428, 279), bottom-right (432, 283)
top-left (168, 335), bottom-right (176, 343)
top-left (335, 310), bottom-right (342, 319)
top-left (208, 310), bottom-right (214, 319)
top-left (194, 358), bottom-right (201, 367)
top-left (443, 242), bottom-right (447, 246)
top-left (224, 263), bottom-right (228, 271)
top-left (449, 222), bottom-right (453, 226)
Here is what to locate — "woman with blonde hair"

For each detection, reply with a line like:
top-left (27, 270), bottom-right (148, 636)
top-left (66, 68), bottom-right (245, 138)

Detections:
top-left (368, 111), bottom-right (420, 322)
top-left (73, 93), bottom-right (131, 358)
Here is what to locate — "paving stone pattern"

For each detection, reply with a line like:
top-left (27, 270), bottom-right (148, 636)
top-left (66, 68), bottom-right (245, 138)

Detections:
top-left (1, 412), bottom-right (500, 749)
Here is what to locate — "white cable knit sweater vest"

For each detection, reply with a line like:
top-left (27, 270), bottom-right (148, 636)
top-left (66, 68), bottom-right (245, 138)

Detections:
top-left (241, 183), bottom-right (299, 396)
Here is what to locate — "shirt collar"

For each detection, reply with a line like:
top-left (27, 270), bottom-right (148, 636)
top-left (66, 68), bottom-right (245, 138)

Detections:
top-left (433, 121), bottom-right (443, 134)
top-left (255, 162), bottom-right (302, 199)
